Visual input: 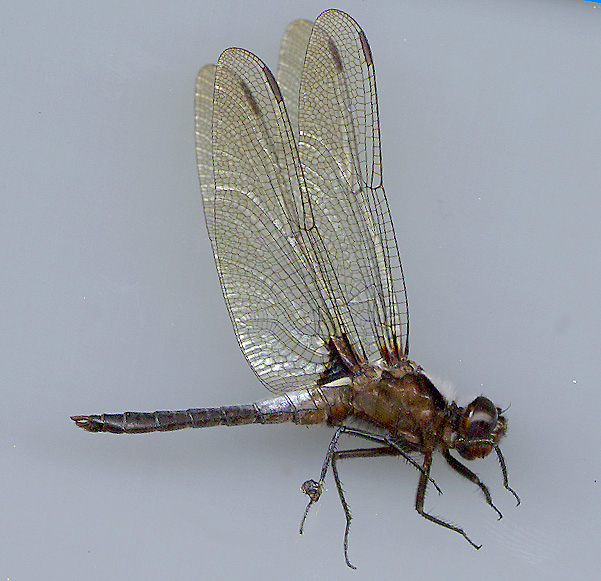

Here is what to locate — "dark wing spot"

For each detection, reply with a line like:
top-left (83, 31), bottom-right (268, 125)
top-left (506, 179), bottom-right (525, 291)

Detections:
top-left (241, 81), bottom-right (262, 116)
top-left (263, 65), bottom-right (283, 103)
top-left (328, 39), bottom-right (343, 72)
top-left (359, 30), bottom-right (372, 67)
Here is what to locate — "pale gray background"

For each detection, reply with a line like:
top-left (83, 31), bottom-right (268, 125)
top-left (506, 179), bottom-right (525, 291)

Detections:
top-left (2, 0), bottom-right (600, 579)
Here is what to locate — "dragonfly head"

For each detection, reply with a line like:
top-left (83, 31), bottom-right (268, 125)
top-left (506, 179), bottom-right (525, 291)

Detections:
top-left (455, 396), bottom-right (507, 460)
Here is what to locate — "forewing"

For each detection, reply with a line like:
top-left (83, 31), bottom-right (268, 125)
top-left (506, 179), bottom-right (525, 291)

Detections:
top-left (195, 65), bottom-right (217, 237)
top-left (276, 19), bottom-right (313, 137)
top-left (194, 10), bottom-right (408, 392)
top-left (297, 9), bottom-right (409, 362)
top-left (195, 48), bottom-right (344, 393)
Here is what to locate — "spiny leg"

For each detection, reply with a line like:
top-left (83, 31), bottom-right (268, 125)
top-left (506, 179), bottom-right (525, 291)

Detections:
top-left (340, 426), bottom-right (443, 493)
top-left (299, 427), bottom-right (444, 568)
top-left (299, 426), bottom-right (343, 534)
top-left (304, 442), bottom-right (440, 570)
top-left (443, 450), bottom-right (503, 520)
top-left (331, 446), bottom-right (410, 569)
top-left (332, 447), bottom-right (397, 569)
top-left (301, 425), bottom-right (442, 497)
top-left (456, 437), bottom-right (520, 507)
top-left (494, 445), bottom-right (520, 505)
top-left (416, 450), bottom-right (481, 550)
top-left (300, 425), bottom-right (443, 533)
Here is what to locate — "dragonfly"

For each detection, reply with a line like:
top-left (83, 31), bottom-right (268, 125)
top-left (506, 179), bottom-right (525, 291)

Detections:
top-left (72, 9), bottom-right (519, 568)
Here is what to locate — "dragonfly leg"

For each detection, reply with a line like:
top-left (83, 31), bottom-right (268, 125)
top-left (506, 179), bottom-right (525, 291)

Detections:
top-left (330, 448), bottom-right (355, 569)
top-left (336, 425), bottom-right (442, 494)
top-left (416, 450), bottom-right (481, 550)
top-left (303, 436), bottom-right (436, 569)
top-left (299, 427), bottom-right (343, 534)
top-left (330, 445), bottom-right (409, 569)
top-left (494, 445), bottom-right (521, 505)
top-left (300, 424), bottom-right (442, 532)
top-left (443, 450), bottom-right (503, 520)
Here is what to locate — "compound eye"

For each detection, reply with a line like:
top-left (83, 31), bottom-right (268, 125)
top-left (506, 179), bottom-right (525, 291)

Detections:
top-left (465, 396), bottom-right (498, 439)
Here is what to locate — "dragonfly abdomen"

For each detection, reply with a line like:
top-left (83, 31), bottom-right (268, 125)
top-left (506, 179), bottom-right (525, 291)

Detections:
top-left (72, 405), bottom-right (281, 433)
top-left (71, 386), bottom-right (352, 434)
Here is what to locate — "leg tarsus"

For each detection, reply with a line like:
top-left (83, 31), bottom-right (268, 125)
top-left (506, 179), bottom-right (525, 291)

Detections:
top-left (443, 450), bottom-right (503, 520)
top-left (331, 451), bottom-right (356, 569)
top-left (495, 445), bottom-right (521, 506)
top-left (299, 479), bottom-right (322, 535)
top-left (299, 427), bottom-right (343, 534)
top-left (416, 451), bottom-right (481, 550)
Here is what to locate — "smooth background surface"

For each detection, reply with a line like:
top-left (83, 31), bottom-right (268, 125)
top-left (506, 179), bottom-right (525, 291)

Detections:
top-left (2, 0), bottom-right (600, 579)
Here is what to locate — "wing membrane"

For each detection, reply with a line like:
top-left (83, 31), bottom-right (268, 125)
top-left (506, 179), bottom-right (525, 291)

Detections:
top-left (297, 9), bottom-right (408, 362)
top-left (194, 9), bottom-right (408, 393)
top-left (197, 48), bottom-right (339, 392)
top-left (276, 19), bottom-right (313, 136)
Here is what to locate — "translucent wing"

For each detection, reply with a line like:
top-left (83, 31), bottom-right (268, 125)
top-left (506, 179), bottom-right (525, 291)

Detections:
top-left (297, 9), bottom-right (408, 363)
top-left (276, 19), bottom-right (313, 137)
top-left (196, 48), bottom-right (337, 393)
top-left (195, 65), bottom-right (217, 229)
top-left (194, 9), bottom-right (408, 393)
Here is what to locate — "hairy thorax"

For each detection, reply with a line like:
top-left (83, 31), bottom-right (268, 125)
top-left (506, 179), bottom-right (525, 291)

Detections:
top-left (349, 361), bottom-right (449, 450)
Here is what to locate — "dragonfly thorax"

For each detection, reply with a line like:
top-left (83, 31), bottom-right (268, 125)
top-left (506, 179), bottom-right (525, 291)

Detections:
top-left (348, 362), bottom-right (506, 460)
